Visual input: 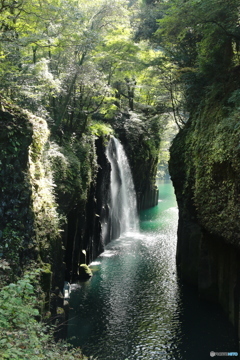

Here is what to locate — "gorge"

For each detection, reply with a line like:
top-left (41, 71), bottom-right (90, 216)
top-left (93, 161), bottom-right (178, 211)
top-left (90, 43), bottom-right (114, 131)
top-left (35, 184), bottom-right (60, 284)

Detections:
top-left (67, 181), bottom-right (238, 360)
top-left (169, 74), bottom-right (240, 349)
top-left (1, 0), bottom-right (240, 358)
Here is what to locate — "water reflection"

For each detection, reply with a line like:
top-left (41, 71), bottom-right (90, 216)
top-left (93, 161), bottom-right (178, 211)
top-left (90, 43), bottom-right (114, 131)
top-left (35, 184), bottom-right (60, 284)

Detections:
top-left (67, 181), bottom-right (238, 360)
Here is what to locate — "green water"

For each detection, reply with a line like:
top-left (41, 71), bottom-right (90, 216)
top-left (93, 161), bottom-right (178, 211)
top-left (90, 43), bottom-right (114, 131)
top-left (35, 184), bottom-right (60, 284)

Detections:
top-left (67, 181), bottom-right (238, 360)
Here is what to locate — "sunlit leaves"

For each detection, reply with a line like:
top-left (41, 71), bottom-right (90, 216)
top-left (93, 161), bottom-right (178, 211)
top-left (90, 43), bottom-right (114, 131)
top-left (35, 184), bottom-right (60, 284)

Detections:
top-left (0, 271), bottom-right (90, 359)
top-left (0, 0), bottom-right (174, 132)
top-left (156, 0), bottom-right (240, 71)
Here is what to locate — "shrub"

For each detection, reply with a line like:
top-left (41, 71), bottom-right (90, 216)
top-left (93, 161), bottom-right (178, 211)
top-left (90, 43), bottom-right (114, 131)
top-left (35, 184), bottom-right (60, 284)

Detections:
top-left (0, 271), bottom-right (91, 360)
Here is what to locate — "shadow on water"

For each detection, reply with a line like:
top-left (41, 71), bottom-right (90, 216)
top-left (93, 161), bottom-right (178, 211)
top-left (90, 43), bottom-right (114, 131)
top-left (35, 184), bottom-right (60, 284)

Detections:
top-left (176, 282), bottom-right (238, 359)
top-left (67, 181), bottom-right (238, 360)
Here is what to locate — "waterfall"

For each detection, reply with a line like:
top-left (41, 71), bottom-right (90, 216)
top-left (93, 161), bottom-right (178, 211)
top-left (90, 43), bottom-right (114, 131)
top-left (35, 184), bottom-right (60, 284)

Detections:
top-left (105, 137), bottom-right (139, 240)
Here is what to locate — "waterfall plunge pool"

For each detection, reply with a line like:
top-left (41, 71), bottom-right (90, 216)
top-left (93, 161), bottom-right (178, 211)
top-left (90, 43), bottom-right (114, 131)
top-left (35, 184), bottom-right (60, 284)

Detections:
top-left (67, 181), bottom-right (238, 360)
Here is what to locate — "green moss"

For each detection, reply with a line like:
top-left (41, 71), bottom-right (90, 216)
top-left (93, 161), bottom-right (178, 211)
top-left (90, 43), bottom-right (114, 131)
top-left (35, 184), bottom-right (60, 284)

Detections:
top-left (40, 266), bottom-right (52, 310)
top-left (0, 100), bottom-right (35, 276)
top-left (28, 116), bottom-right (62, 265)
top-left (56, 306), bottom-right (65, 315)
top-left (78, 264), bottom-right (93, 280)
top-left (170, 81), bottom-right (240, 246)
top-left (48, 132), bottom-right (98, 213)
top-left (0, 98), bottom-right (104, 357)
top-left (112, 112), bottom-right (163, 207)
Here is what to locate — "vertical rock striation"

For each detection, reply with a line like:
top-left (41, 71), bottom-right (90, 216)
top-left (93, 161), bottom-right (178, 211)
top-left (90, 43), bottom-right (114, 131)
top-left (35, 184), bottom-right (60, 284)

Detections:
top-left (169, 73), bottom-right (240, 340)
top-left (0, 99), bottom-right (161, 325)
top-left (112, 112), bottom-right (161, 211)
top-left (57, 135), bottom-right (111, 282)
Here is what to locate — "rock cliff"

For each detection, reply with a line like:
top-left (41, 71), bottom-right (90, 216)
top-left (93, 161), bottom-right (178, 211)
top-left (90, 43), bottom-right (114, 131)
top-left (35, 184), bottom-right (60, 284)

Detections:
top-left (0, 100), bottom-right (160, 312)
top-left (0, 100), bottom-right (109, 300)
top-left (169, 70), bottom-right (240, 338)
top-left (110, 112), bottom-right (161, 210)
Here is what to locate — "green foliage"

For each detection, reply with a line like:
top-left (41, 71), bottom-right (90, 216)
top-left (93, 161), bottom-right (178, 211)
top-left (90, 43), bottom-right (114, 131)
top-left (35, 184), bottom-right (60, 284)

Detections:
top-left (153, 0), bottom-right (240, 113)
top-left (0, 102), bottom-right (35, 275)
top-left (78, 264), bottom-right (93, 279)
top-left (2, 227), bottom-right (24, 268)
top-left (0, 271), bottom-right (90, 359)
top-left (134, 0), bottom-right (166, 41)
top-left (157, 118), bottom-right (178, 179)
top-left (89, 121), bottom-right (113, 137)
top-left (0, 3), bottom-right (174, 357)
top-left (0, 0), bottom-right (132, 125)
top-left (228, 89), bottom-right (240, 108)
top-left (0, 0), bottom-right (175, 134)
top-left (28, 115), bottom-right (62, 263)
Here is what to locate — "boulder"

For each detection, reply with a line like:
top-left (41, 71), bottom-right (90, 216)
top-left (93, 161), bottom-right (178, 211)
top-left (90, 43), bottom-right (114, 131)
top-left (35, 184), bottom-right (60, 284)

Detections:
top-left (78, 264), bottom-right (93, 281)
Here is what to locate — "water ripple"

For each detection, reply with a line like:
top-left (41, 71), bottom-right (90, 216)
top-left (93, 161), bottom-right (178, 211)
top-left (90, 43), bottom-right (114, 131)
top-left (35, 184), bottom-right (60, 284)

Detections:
top-left (67, 182), bottom-right (238, 360)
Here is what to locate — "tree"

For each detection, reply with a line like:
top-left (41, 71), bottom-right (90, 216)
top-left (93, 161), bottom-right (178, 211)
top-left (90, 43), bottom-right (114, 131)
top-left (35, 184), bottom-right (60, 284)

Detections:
top-left (0, 0), bottom-right (131, 129)
top-left (149, 0), bottom-right (240, 115)
top-left (0, 0), bottom-right (177, 134)
top-left (156, 0), bottom-right (240, 75)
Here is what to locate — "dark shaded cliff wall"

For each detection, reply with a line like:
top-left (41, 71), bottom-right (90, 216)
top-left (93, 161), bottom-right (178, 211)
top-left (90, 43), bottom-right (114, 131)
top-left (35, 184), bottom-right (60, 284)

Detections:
top-left (112, 113), bottom-right (161, 210)
top-left (0, 104), bottom-right (35, 280)
top-left (0, 100), bottom-right (161, 321)
top-left (169, 71), bottom-right (240, 338)
top-left (0, 100), bottom-right (111, 301)
top-left (63, 136), bottom-right (111, 282)
top-left (0, 102), bottom-right (64, 285)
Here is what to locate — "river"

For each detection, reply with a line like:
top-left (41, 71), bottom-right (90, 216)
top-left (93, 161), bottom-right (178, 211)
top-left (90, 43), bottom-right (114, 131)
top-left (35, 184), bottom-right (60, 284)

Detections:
top-left (67, 181), bottom-right (238, 360)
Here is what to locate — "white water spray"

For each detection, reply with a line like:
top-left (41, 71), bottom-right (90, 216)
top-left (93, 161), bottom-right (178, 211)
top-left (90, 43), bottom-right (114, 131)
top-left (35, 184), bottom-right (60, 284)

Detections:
top-left (106, 137), bottom-right (139, 240)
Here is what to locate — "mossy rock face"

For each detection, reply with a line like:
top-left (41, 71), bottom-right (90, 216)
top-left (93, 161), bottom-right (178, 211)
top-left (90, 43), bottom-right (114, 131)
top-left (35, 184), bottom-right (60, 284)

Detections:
top-left (110, 112), bottom-right (162, 210)
top-left (169, 83), bottom-right (240, 247)
top-left (169, 79), bottom-right (240, 330)
top-left (0, 101), bottom-right (34, 275)
top-left (40, 264), bottom-right (52, 310)
top-left (0, 99), bottom-right (64, 287)
top-left (78, 264), bottom-right (93, 281)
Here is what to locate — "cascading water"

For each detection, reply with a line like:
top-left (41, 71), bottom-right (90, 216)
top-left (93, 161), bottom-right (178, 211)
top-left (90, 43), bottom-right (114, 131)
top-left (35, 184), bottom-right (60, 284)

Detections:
top-left (105, 136), bottom-right (139, 240)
